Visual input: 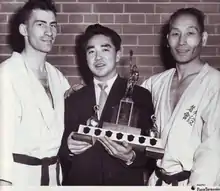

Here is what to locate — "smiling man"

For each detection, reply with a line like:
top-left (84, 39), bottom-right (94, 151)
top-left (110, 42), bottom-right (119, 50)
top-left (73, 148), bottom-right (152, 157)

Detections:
top-left (142, 8), bottom-right (220, 186)
top-left (0, 0), bottom-right (70, 186)
top-left (59, 24), bottom-right (156, 185)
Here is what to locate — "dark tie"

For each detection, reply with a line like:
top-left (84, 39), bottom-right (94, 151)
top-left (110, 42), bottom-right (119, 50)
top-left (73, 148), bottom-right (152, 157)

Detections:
top-left (98, 83), bottom-right (108, 117)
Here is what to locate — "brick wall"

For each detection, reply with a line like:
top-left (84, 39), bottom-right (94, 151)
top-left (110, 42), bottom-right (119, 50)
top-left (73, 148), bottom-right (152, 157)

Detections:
top-left (0, 0), bottom-right (220, 86)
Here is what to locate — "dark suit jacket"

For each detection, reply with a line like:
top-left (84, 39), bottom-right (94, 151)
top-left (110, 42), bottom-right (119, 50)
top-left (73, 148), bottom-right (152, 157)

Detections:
top-left (59, 76), bottom-right (155, 185)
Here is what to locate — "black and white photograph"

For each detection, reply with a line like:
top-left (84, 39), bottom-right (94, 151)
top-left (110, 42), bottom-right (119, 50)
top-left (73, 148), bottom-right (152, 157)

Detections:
top-left (0, 0), bottom-right (220, 190)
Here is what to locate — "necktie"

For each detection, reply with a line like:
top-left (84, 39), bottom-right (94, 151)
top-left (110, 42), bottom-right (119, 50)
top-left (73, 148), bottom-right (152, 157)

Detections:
top-left (98, 83), bottom-right (108, 117)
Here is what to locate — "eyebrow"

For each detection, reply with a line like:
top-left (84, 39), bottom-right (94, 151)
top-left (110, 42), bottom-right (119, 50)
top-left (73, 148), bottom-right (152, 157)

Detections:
top-left (171, 26), bottom-right (199, 32)
top-left (86, 43), bottom-right (112, 51)
top-left (35, 20), bottom-right (57, 25)
top-left (101, 43), bottom-right (112, 48)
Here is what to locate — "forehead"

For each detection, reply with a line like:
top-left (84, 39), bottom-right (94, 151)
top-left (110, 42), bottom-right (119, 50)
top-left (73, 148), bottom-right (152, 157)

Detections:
top-left (28, 9), bottom-right (56, 23)
top-left (171, 14), bottom-right (200, 30)
top-left (87, 34), bottom-right (114, 47)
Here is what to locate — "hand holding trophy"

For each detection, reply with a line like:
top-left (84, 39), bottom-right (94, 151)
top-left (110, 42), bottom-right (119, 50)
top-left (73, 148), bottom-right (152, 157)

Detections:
top-left (71, 105), bottom-right (99, 145)
top-left (73, 50), bottom-right (164, 159)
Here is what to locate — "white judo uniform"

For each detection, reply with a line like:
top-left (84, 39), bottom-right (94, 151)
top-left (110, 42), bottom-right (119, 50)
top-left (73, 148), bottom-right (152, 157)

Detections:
top-left (0, 52), bottom-right (70, 185)
top-left (141, 63), bottom-right (220, 186)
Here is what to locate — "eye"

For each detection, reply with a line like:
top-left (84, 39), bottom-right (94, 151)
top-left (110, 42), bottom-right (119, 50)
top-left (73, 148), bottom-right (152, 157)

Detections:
top-left (36, 22), bottom-right (44, 27)
top-left (103, 48), bottom-right (109, 52)
top-left (187, 31), bottom-right (196, 36)
top-left (170, 32), bottom-right (179, 36)
top-left (87, 50), bottom-right (94, 54)
top-left (51, 24), bottom-right (57, 29)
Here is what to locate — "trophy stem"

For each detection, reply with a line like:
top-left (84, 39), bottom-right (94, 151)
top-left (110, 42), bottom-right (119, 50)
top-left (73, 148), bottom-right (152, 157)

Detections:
top-left (116, 98), bottom-right (134, 127)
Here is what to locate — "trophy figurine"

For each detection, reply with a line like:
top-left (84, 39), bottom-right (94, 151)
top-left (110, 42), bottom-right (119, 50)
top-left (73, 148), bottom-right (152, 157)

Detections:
top-left (71, 105), bottom-right (99, 145)
top-left (115, 50), bottom-right (139, 127)
top-left (149, 115), bottom-right (160, 138)
top-left (86, 105), bottom-right (100, 127)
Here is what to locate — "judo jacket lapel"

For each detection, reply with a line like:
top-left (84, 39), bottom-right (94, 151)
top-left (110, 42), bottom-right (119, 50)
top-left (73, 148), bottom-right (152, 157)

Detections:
top-left (162, 64), bottom-right (210, 146)
top-left (16, 57), bottom-right (55, 129)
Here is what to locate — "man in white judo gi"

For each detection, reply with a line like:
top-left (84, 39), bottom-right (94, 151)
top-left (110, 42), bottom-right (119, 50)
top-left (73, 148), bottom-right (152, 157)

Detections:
top-left (0, 0), bottom-right (70, 186)
top-left (142, 8), bottom-right (220, 186)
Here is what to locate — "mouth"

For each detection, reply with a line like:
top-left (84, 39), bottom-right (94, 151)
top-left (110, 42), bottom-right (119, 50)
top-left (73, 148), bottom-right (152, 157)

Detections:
top-left (42, 39), bottom-right (53, 44)
top-left (95, 62), bottom-right (106, 69)
top-left (176, 48), bottom-right (190, 54)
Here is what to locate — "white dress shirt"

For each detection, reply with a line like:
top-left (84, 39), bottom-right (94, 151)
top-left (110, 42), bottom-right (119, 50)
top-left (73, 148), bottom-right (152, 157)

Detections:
top-left (93, 74), bottom-right (118, 119)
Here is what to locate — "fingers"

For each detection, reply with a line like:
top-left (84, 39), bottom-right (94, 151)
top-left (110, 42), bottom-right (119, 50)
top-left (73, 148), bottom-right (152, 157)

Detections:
top-left (72, 144), bottom-right (92, 155)
top-left (68, 140), bottom-right (92, 155)
top-left (98, 136), bottom-right (132, 156)
top-left (67, 132), bottom-right (92, 155)
top-left (98, 137), bottom-right (115, 155)
top-left (122, 141), bottom-right (133, 153)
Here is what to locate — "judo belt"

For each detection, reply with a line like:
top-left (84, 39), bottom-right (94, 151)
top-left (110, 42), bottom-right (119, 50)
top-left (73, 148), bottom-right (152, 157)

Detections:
top-left (13, 153), bottom-right (60, 186)
top-left (155, 167), bottom-right (191, 186)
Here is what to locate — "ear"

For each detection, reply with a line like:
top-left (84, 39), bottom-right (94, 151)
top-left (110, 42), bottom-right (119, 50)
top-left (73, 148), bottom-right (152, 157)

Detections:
top-left (201, 31), bottom-right (208, 46)
top-left (166, 34), bottom-right (170, 47)
top-left (116, 49), bottom-right (121, 63)
top-left (19, 23), bottom-right (28, 37)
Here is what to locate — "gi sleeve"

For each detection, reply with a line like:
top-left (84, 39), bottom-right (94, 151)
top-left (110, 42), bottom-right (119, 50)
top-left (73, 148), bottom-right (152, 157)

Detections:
top-left (189, 89), bottom-right (220, 186)
top-left (0, 68), bottom-right (15, 184)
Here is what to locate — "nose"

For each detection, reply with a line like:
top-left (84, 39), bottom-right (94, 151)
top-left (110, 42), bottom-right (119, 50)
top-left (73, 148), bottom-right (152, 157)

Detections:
top-left (95, 51), bottom-right (101, 60)
top-left (179, 34), bottom-right (186, 45)
top-left (45, 25), bottom-right (53, 36)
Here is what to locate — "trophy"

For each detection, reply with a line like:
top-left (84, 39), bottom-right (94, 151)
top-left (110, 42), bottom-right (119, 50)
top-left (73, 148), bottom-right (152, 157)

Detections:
top-left (116, 50), bottom-right (139, 127)
top-left (102, 50), bottom-right (141, 135)
top-left (74, 50), bottom-right (164, 159)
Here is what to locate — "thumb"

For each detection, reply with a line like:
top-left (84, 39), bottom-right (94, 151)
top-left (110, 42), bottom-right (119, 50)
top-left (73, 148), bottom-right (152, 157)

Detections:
top-left (122, 141), bottom-right (130, 148)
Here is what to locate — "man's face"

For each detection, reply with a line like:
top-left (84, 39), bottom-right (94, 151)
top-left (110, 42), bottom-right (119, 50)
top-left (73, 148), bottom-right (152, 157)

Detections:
top-left (167, 14), bottom-right (207, 64)
top-left (23, 9), bottom-right (57, 53)
top-left (86, 34), bottom-right (120, 81)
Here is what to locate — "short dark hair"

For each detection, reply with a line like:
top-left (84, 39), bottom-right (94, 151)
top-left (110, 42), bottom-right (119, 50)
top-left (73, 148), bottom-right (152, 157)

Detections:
top-left (7, 0), bottom-right (57, 52)
top-left (82, 24), bottom-right (122, 52)
top-left (168, 8), bottom-right (205, 33)
top-left (20, 0), bottom-right (57, 24)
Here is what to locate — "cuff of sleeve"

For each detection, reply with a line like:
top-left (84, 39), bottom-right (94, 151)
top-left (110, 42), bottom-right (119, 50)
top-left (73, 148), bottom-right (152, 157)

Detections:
top-left (0, 160), bottom-right (13, 184)
top-left (125, 150), bottom-right (136, 166)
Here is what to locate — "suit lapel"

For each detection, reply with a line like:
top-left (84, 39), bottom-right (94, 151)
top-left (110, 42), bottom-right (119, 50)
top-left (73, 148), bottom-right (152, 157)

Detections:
top-left (100, 76), bottom-right (127, 123)
top-left (85, 82), bottom-right (97, 120)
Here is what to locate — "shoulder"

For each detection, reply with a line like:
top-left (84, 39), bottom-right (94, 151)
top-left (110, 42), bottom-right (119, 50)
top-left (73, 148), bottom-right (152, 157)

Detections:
top-left (141, 69), bottom-right (175, 93)
top-left (0, 52), bottom-right (24, 80)
top-left (65, 84), bottom-right (92, 104)
top-left (143, 69), bottom-right (174, 85)
top-left (203, 64), bottom-right (220, 93)
top-left (206, 64), bottom-right (220, 80)
top-left (0, 52), bottom-right (19, 70)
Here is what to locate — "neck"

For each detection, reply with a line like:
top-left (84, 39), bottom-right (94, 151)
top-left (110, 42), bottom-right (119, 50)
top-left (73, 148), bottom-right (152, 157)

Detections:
top-left (175, 58), bottom-right (204, 81)
top-left (94, 73), bottom-right (118, 83)
top-left (21, 48), bottom-right (47, 72)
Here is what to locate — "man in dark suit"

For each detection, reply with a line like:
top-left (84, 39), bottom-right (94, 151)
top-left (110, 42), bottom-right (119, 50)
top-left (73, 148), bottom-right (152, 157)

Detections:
top-left (59, 24), bottom-right (155, 185)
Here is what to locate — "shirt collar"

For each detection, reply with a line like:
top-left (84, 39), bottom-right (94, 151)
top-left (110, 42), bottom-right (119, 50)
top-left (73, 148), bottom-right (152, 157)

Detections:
top-left (93, 74), bottom-right (118, 92)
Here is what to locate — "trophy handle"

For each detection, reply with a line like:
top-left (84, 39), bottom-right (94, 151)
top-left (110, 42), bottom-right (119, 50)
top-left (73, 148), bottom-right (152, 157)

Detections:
top-left (150, 115), bottom-right (161, 138)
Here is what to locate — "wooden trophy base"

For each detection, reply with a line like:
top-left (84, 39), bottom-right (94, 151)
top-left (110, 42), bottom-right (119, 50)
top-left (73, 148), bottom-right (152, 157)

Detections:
top-left (74, 124), bottom-right (164, 159)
